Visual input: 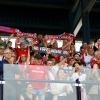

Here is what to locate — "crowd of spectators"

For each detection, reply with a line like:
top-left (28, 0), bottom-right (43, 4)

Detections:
top-left (0, 33), bottom-right (100, 100)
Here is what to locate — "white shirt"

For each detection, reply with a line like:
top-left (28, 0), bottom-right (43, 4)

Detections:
top-left (64, 66), bottom-right (73, 81)
top-left (60, 63), bottom-right (68, 68)
top-left (57, 83), bottom-right (67, 96)
top-left (52, 64), bottom-right (59, 75)
top-left (71, 73), bottom-right (86, 82)
top-left (0, 56), bottom-right (3, 61)
top-left (48, 72), bottom-right (55, 80)
top-left (84, 55), bottom-right (93, 68)
top-left (47, 71), bottom-right (55, 92)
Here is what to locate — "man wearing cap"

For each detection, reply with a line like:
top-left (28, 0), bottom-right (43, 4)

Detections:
top-left (25, 54), bottom-right (48, 100)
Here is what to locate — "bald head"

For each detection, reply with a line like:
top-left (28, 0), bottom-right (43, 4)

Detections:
top-left (4, 49), bottom-right (11, 53)
top-left (95, 50), bottom-right (100, 56)
top-left (94, 50), bottom-right (100, 59)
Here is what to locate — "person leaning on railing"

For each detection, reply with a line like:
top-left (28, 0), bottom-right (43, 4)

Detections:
top-left (51, 68), bottom-right (73, 100)
top-left (87, 63), bottom-right (100, 100)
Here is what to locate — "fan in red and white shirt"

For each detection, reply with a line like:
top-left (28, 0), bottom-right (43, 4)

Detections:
top-left (80, 42), bottom-right (88, 55)
top-left (90, 50), bottom-right (100, 68)
top-left (25, 54), bottom-right (48, 89)
top-left (15, 41), bottom-right (28, 59)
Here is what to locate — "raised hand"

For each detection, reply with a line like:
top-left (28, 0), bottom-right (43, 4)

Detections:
top-left (51, 39), bottom-right (56, 45)
top-left (46, 48), bottom-right (51, 55)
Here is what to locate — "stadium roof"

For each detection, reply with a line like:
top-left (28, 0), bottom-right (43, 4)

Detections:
top-left (0, 0), bottom-right (100, 40)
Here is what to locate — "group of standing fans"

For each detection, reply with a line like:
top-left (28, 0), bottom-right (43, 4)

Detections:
top-left (0, 33), bottom-right (100, 100)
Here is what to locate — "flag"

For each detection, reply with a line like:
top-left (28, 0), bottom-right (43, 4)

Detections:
top-left (95, 39), bottom-right (100, 48)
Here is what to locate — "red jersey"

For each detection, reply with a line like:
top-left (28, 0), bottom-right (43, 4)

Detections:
top-left (90, 58), bottom-right (100, 67)
top-left (15, 47), bottom-right (28, 58)
top-left (25, 65), bottom-right (48, 89)
top-left (90, 58), bottom-right (97, 68)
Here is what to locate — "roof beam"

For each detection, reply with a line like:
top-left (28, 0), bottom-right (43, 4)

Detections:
top-left (71, 0), bottom-right (82, 34)
top-left (69, 0), bottom-right (79, 31)
top-left (0, 0), bottom-right (71, 10)
top-left (91, 8), bottom-right (100, 12)
top-left (71, 0), bottom-right (96, 35)
top-left (70, 0), bottom-right (79, 13)
top-left (83, 0), bottom-right (96, 13)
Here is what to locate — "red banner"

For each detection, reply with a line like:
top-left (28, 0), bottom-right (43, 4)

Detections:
top-left (17, 32), bottom-right (37, 46)
top-left (44, 32), bottom-right (74, 40)
top-left (17, 32), bottom-right (37, 38)
top-left (0, 26), bottom-right (20, 34)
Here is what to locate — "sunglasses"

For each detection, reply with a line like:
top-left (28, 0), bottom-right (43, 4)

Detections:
top-left (0, 48), bottom-right (5, 50)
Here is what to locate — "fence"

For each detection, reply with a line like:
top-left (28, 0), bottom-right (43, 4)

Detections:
top-left (1, 64), bottom-right (100, 100)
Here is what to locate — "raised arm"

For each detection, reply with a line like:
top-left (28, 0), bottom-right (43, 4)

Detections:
top-left (20, 95), bottom-right (24, 100)
top-left (16, 56), bottom-right (20, 64)
top-left (45, 48), bottom-right (51, 61)
top-left (58, 57), bottom-right (67, 67)
top-left (28, 38), bottom-right (34, 47)
top-left (26, 47), bottom-right (30, 65)
top-left (6, 34), bottom-right (14, 44)
top-left (62, 39), bottom-right (73, 50)
top-left (15, 37), bottom-right (18, 48)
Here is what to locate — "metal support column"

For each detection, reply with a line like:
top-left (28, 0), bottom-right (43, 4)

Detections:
top-left (82, 13), bottom-right (90, 44)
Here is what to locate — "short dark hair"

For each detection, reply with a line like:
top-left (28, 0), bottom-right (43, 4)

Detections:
top-left (34, 54), bottom-right (42, 59)
top-left (74, 53), bottom-right (80, 57)
top-left (45, 59), bottom-right (52, 65)
top-left (73, 62), bottom-right (82, 67)
top-left (50, 56), bottom-right (56, 59)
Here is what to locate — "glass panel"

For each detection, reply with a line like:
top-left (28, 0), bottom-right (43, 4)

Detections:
top-left (3, 64), bottom-right (77, 100)
top-left (3, 64), bottom-right (100, 100)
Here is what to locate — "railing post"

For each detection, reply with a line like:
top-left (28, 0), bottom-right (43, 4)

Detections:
top-left (76, 79), bottom-right (81, 100)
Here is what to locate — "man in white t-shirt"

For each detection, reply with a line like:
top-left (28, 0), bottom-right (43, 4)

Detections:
top-left (50, 56), bottom-right (68, 75)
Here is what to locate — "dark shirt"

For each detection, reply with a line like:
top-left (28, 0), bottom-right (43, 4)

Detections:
top-left (4, 64), bottom-right (20, 79)
top-left (22, 93), bottom-right (36, 100)
top-left (0, 59), bottom-right (9, 79)
top-left (0, 59), bottom-right (20, 80)
top-left (37, 39), bottom-right (44, 47)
